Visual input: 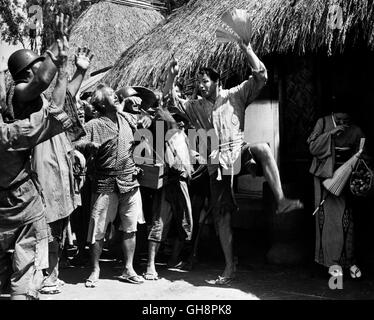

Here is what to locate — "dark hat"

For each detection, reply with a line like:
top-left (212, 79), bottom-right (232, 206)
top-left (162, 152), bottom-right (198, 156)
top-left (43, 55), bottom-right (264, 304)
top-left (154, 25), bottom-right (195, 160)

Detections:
top-left (8, 49), bottom-right (45, 79)
top-left (116, 86), bottom-right (158, 113)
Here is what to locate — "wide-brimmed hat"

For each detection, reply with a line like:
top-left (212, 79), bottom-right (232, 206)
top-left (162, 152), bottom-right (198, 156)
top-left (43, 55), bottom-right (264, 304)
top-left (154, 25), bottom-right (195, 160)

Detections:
top-left (116, 86), bottom-right (158, 113)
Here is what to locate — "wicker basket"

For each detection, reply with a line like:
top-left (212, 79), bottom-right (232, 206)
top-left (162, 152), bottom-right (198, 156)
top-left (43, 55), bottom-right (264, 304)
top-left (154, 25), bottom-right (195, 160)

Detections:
top-left (350, 159), bottom-right (374, 197)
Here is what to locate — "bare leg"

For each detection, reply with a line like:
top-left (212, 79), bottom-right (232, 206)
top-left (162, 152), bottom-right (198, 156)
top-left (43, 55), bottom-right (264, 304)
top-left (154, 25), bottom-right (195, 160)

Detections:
top-left (168, 238), bottom-right (184, 267)
top-left (250, 143), bottom-right (303, 214)
top-left (145, 240), bottom-right (160, 278)
top-left (121, 231), bottom-right (137, 276)
top-left (86, 239), bottom-right (103, 285)
top-left (187, 193), bottom-right (206, 263)
top-left (216, 211), bottom-right (235, 278)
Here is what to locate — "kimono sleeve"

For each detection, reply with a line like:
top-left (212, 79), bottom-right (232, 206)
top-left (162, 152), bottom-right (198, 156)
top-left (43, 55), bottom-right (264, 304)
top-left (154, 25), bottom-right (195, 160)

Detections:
top-left (307, 117), bottom-right (333, 159)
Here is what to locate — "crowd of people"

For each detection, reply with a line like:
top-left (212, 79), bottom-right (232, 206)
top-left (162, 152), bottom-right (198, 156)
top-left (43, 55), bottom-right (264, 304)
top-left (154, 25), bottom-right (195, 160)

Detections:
top-left (2, 13), bottom-right (369, 301)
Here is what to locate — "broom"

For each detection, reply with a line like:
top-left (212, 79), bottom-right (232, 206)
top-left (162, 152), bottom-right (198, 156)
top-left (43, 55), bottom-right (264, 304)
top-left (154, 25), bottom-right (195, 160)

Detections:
top-left (216, 8), bottom-right (253, 45)
top-left (312, 138), bottom-right (366, 215)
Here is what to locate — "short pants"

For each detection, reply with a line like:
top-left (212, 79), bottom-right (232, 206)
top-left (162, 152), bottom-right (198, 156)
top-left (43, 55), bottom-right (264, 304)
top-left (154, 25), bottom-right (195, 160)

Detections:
top-left (208, 142), bottom-right (264, 217)
top-left (87, 187), bottom-right (144, 244)
top-left (148, 180), bottom-right (192, 243)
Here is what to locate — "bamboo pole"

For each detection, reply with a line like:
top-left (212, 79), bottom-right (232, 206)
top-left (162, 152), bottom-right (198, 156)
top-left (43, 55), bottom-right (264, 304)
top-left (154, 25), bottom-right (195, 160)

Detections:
top-left (106, 0), bottom-right (166, 11)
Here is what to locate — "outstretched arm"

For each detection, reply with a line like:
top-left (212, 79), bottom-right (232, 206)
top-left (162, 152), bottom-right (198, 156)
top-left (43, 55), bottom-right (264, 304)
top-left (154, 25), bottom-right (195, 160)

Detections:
top-left (68, 47), bottom-right (94, 97)
top-left (163, 60), bottom-right (177, 97)
top-left (14, 13), bottom-right (71, 103)
top-left (1, 37), bottom-right (73, 151)
top-left (238, 40), bottom-right (263, 72)
top-left (162, 59), bottom-right (186, 102)
top-left (1, 103), bottom-right (71, 151)
top-left (48, 36), bottom-right (70, 109)
top-left (234, 40), bottom-right (268, 107)
top-left (238, 40), bottom-right (267, 83)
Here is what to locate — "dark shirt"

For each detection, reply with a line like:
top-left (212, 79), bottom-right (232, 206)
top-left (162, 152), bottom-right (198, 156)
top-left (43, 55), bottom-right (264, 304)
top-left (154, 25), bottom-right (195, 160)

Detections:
top-left (0, 102), bottom-right (74, 228)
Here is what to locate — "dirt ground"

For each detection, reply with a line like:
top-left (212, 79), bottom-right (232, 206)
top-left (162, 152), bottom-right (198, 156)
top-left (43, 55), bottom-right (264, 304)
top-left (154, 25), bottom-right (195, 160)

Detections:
top-left (40, 245), bottom-right (374, 300)
top-left (1, 228), bottom-right (373, 301)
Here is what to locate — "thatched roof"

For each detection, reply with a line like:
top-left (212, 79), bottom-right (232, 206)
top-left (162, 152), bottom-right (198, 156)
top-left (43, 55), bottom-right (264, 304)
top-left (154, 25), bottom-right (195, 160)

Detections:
top-left (103, 0), bottom-right (374, 90)
top-left (68, 0), bottom-right (164, 76)
top-left (80, 68), bottom-right (112, 93)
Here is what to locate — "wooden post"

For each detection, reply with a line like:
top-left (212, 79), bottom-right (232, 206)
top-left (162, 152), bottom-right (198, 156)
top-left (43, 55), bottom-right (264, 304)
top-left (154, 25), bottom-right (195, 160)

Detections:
top-left (277, 56), bottom-right (285, 177)
top-left (0, 69), bottom-right (7, 112)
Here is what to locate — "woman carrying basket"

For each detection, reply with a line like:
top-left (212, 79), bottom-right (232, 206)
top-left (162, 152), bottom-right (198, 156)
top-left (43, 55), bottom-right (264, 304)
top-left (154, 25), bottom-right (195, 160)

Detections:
top-left (307, 99), bottom-right (366, 279)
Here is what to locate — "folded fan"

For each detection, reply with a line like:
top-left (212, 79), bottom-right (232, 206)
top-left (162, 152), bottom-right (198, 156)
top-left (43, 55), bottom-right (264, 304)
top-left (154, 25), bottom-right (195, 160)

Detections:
top-left (215, 26), bottom-right (241, 44)
top-left (312, 138), bottom-right (366, 215)
top-left (322, 138), bottom-right (366, 196)
top-left (220, 8), bottom-right (253, 45)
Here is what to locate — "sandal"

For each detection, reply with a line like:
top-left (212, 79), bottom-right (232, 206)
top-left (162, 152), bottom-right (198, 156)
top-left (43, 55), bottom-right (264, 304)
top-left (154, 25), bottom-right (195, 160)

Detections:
top-left (118, 274), bottom-right (144, 284)
top-left (85, 278), bottom-right (98, 288)
top-left (167, 261), bottom-right (187, 270)
top-left (205, 276), bottom-right (235, 286)
top-left (39, 285), bottom-right (62, 295)
top-left (142, 272), bottom-right (159, 280)
top-left (350, 265), bottom-right (362, 279)
top-left (57, 279), bottom-right (65, 287)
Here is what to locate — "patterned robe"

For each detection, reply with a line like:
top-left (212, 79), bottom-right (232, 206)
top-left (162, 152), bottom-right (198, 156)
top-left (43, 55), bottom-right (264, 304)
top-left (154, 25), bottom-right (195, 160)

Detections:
top-left (308, 115), bottom-right (365, 268)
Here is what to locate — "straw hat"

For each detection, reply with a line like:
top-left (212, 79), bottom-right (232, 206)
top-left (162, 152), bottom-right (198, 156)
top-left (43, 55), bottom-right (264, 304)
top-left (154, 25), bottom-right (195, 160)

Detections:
top-left (116, 86), bottom-right (158, 113)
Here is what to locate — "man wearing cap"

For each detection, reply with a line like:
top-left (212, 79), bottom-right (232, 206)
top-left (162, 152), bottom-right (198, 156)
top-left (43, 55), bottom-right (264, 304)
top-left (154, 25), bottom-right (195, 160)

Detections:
top-left (165, 40), bottom-right (304, 284)
top-left (0, 34), bottom-right (75, 300)
top-left (7, 14), bottom-right (92, 295)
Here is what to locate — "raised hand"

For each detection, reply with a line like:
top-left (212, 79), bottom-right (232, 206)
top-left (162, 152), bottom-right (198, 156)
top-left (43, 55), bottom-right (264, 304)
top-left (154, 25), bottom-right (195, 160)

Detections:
top-left (46, 36), bottom-right (69, 69)
top-left (124, 96), bottom-right (142, 106)
top-left (138, 115), bottom-right (152, 129)
top-left (75, 47), bottom-right (94, 71)
top-left (237, 38), bottom-right (252, 51)
top-left (331, 125), bottom-right (348, 136)
top-left (168, 58), bottom-right (180, 78)
top-left (54, 12), bottom-right (71, 40)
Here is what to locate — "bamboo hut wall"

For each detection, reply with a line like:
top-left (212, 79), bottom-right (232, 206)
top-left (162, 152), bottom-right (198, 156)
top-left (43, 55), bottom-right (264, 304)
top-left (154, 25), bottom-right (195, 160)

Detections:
top-left (278, 51), bottom-right (374, 183)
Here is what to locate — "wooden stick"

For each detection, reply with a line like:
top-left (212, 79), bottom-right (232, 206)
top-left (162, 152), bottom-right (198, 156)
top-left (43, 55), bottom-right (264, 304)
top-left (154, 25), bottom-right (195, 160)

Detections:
top-left (312, 199), bottom-right (325, 215)
top-left (107, 0), bottom-right (166, 11)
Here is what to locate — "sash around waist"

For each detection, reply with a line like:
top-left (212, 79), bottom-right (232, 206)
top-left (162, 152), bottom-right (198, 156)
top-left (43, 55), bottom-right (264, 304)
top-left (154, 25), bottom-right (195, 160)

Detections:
top-left (95, 166), bottom-right (136, 177)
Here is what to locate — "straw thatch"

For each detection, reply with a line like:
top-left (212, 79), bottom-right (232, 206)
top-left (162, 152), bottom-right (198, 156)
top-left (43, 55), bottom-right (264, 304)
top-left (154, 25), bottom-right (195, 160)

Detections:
top-left (68, 0), bottom-right (164, 76)
top-left (80, 68), bottom-right (111, 93)
top-left (103, 0), bottom-right (374, 90)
